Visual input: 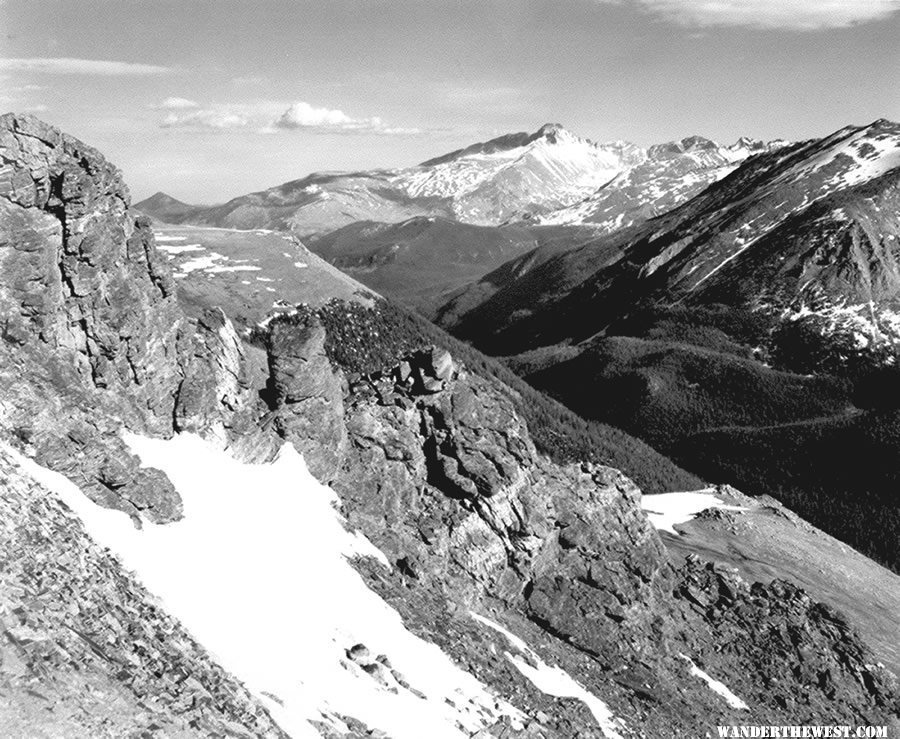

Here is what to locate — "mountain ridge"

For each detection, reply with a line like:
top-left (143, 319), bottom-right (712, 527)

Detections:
top-left (135, 122), bottom-right (775, 236)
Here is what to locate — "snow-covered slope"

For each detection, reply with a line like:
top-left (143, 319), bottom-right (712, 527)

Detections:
top-left (641, 489), bottom-right (748, 535)
top-left (537, 136), bottom-right (785, 230)
top-left (19, 433), bottom-right (531, 739)
top-left (399, 123), bottom-right (645, 223)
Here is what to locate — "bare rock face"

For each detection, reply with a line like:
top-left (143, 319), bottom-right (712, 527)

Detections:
top-left (335, 348), bottom-right (672, 664)
top-left (0, 114), bottom-right (182, 430)
top-left (326, 341), bottom-right (897, 733)
top-left (266, 316), bottom-right (347, 481)
top-left (174, 307), bottom-right (268, 460)
top-left (0, 114), bottom-right (270, 522)
top-left (675, 556), bottom-right (899, 721)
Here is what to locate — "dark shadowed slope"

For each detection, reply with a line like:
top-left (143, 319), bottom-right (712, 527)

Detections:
top-left (306, 217), bottom-right (539, 314)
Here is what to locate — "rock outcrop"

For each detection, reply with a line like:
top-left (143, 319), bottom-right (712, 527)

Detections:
top-left (265, 316), bottom-right (347, 481)
top-left (257, 311), bottom-right (895, 733)
top-left (0, 114), bottom-right (181, 428)
top-left (0, 113), bottom-right (271, 523)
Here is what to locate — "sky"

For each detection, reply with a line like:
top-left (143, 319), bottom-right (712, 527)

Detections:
top-left (1, 0), bottom-right (899, 202)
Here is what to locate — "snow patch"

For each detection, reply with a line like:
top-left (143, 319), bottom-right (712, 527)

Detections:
top-left (680, 655), bottom-right (749, 710)
top-left (472, 613), bottom-right (626, 739)
top-left (158, 243), bottom-right (204, 254)
top-left (178, 253), bottom-right (226, 274)
top-left (154, 234), bottom-right (188, 242)
top-left (208, 265), bottom-right (262, 273)
top-left (641, 490), bottom-right (747, 535)
top-left (14, 436), bottom-right (526, 739)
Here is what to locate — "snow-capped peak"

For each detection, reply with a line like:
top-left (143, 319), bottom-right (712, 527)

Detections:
top-left (396, 124), bottom-right (645, 222)
top-left (534, 122), bottom-right (569, 141)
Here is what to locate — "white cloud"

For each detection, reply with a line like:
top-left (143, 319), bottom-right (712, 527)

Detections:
top-left (271, 101), bottom-right (421, 135)
top-left (274, 101), bottom-right (382, 131)
top-left (377, 126), bottom-right (424, 136)
top-left (161, 109), bottom-right (251, 130)
top-left (0, 57), bottom-right (171, 76)
top-left (158, 96), bottom-right (199, 110)
top-left (607, 0), bottom-right (900, 29)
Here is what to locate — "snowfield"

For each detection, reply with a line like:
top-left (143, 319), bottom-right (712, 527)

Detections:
top-left (471, 613), bottom-right (627, 739)
top-left (679, 654), bottom-right (749, 710)
top-left (15, 434), bottom-right (527, 739)
top-left (640, 490), bottom-right (747, 535)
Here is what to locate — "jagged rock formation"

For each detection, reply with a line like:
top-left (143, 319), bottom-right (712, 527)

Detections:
top-left (333, 343), bottom-right (669, 639)
top-left (0, 115), bottom-right (182, 428)
top-left (0, 113), bottom-right (271, 523)
top-left (257, 309), bottom-right (898, 734)
top-left (674, 556), bottom-right (897, 720)
top-left (265, 317), bottom-right (347, 482)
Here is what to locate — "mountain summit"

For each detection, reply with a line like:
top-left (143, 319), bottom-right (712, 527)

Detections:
top-left (400, 123), bottom-right (646, 223)
top-left (436, 117), bottom-right (900, 578)
top-left (444, 118), bottom-right (900, 355)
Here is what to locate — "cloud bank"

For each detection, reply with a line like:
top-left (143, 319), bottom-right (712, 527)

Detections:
top-left (605, 0), bottom-right (900, 29)
top-left (157, 98), bottom-right (420, 135)
top-left (0, 57), bottom-right (171, 75)
top-left (161, 109), bottom-right (250, 130)
top-left (158, 97), bottom-right (199, 110)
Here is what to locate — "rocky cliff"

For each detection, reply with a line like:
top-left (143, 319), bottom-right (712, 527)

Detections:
top-left (262, 306), bottom-right (898, 735)
top-left (0, 113), bottom-right (272, 526)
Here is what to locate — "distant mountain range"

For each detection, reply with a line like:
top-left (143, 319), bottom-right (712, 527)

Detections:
top-left (441, 119), bottom-right (900, 355)
top-left (138, 123), bottom-right (786, 312)
top-left (136, 123), bottom-right (780, 235)
top-left (535, 135), bottom-right (784, 230)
